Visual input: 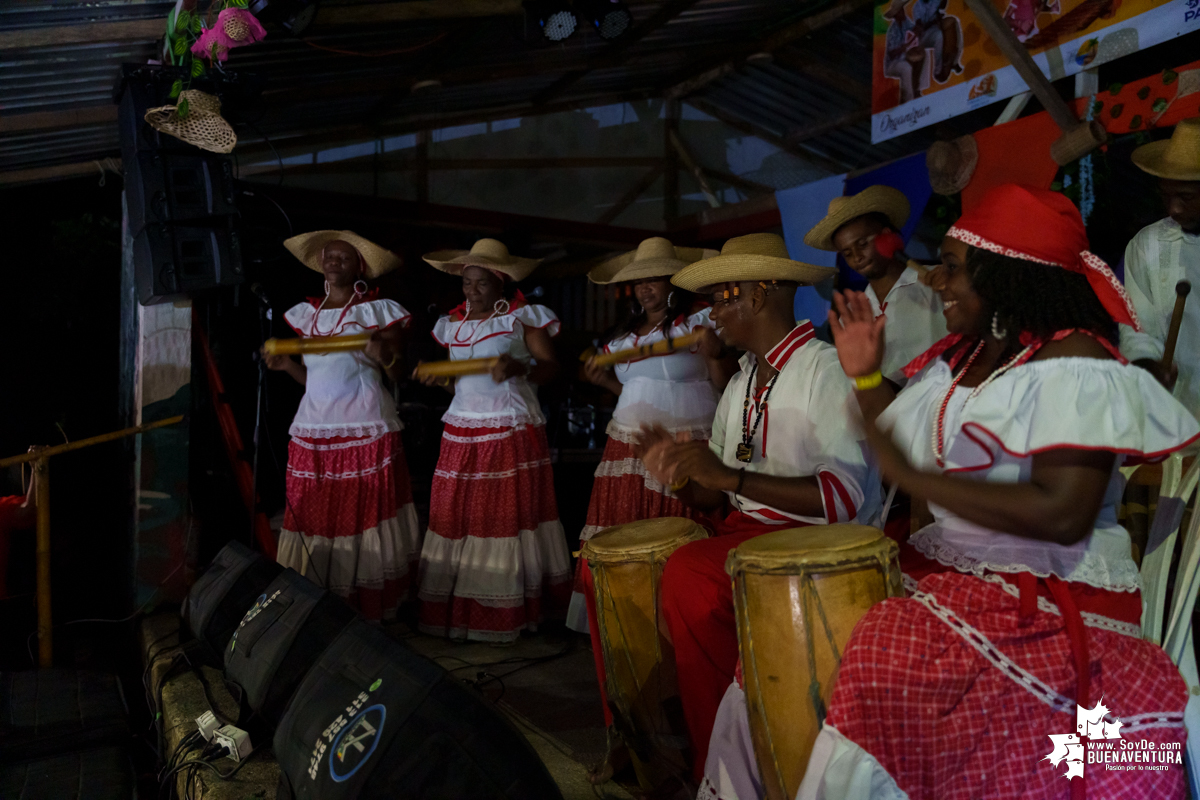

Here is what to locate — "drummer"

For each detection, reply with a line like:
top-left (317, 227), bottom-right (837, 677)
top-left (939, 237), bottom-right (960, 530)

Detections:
top-left (636, 233), bottom-right (882, 781)
top-left (702, 185), bottom-right (1199, 799)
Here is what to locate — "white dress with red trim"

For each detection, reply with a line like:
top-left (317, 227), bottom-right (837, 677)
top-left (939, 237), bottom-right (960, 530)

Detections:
top-left (417, 302), bottom-right (573, 642)
top-left (276, 294), bottom-right (422, 622)
top-left (566, 308), bottom-right (720, 632)
top-left (797, 351), bottom-right (1200, 800)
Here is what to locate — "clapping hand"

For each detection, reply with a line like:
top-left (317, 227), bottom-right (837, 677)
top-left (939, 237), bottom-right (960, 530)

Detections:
top-left (828, 290), bottom-right (886, 380)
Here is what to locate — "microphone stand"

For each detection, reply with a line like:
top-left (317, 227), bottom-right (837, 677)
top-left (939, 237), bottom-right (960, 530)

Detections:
top-left (250, 296), bottom-right (271, 550)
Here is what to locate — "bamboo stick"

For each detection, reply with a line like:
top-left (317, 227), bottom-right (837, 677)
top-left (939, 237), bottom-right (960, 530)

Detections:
top-left (0, 415), bottom-right (185, 469)
top-left (591, 331), bottom-right (702, 368)
top-left (414, 357), bottom-right (500, 379)
top-left (262, 334), bottom-right (372, 356)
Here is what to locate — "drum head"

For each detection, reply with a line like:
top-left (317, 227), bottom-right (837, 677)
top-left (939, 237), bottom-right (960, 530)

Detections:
top-left (583, 517), bottom-right (707, 562)
top-left (729, 524), bottom-right (888, 571)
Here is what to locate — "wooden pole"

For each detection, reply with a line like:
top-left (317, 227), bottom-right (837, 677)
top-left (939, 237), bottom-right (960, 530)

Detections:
top-left (1162, 280), bottom-right (1192, 372)
top-left (0, 416), bottom-right (185, 470)
top-left (35, 456), bottom-right (51, 667)
top-left (669, 130), bottom-right (721, 209)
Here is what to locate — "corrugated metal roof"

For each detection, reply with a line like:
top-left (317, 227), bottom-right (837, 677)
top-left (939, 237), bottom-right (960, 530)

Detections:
top-left (0, 0), bottom-right (922, 183)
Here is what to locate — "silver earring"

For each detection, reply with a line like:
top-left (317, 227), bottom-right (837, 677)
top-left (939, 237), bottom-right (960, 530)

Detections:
top-left (991, 312), bottom-right (1007, 340)
top-left (353, 280), bottom-right (368, 296)
top-left (493, 298), bottom-right (511, 315)
top-left (667, 291), bottom-right (675, 307)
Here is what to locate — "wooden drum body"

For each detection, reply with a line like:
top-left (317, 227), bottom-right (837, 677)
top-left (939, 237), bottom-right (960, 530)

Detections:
top-left (728, 524), bottom-right (903, 800)
top-left (581, 517), bottom-right (708, 788)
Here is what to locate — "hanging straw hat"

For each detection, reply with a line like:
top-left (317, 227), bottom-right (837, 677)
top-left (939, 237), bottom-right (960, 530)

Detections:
top-left (926, 134), bottom-right (979, 195)
top-left (284, 230), bottom-right (402, 279)
top-left (1132, 117), bottom-right (1200, 181)
top-left (803, 185), bottom-right (911, 252)
top-left (671, 233), bottom-right (836, 292)
top-left (587, 237), bottom-right (717, 284)
top-left (143, 90), bottom-right (237, 154)
top-left (422, 238), bottom-right (542, 282)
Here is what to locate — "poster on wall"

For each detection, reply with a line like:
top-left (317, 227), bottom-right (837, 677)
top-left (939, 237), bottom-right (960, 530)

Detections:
top-left (871, 0), bottom-right (1200, 142)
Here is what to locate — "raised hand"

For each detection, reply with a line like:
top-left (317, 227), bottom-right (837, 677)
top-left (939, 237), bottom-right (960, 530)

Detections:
top-left (828, 290), bottom-right (886, 379)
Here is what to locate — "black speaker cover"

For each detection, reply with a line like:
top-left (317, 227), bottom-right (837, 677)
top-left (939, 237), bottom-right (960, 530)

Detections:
top-left (224, 569), bottom-right (357, 729)
top-left (182, 541), bottom-right (283, 666)
top-left (274, 621), bottom-right (564, 800)
top-left (132, 220), bottom-right (243, 306)
top-left (0, 671), bottom-right (129, 763)
top-left (125, 151), bottom-right (238, 236)
top-left (0, 746), bottom-right (134, 800)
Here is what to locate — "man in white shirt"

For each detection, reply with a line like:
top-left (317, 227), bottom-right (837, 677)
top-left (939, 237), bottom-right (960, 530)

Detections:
top-left (805, 185), bottom-right (947, 387)
top-left (635, 233), bottom-right (881, 782)
top-left (1120, 117), bottom-right (1200, 419)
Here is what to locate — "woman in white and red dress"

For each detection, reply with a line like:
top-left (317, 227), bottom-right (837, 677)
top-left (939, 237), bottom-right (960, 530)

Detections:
top-left (697, 185), bottom-right (1200, 800)
top-left (415, 238), bottom-right (573, 643)
top-left (266, 230), bottom-right (422, 623)
top-left (566, 237), bottom-right (732, 632)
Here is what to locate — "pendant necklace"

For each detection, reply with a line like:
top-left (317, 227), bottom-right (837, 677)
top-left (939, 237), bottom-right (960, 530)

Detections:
top-left (738, 363), bottom-right (777, 463)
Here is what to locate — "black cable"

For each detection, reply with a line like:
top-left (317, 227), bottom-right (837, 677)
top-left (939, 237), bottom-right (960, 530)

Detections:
top-left (244, 122), bottom-right (284, 186)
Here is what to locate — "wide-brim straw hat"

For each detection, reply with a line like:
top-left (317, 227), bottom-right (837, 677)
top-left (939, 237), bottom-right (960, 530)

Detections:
top-left (422, 238), bottom-right (542, 282)
top-left (143, 90), bottom-right (237, 154)
top-left (671, 233), bottom-right (836, 292)
top-left (926, 134), bottom-right (979, 195)
top-left (284, 230), bottom-right (401, 279)
top-left (1132, 117), bottom-right (1200, 181)
top-left (803, 186), bottom-right (911, 251)
top-left (588, 237), bottom-right (717, 284)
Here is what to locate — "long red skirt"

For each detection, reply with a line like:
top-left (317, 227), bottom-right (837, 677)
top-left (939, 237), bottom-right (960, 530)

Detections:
top-left (418, 422), bottom-right (572, 642)
top-left (278, 431), bottom-right (422, 621)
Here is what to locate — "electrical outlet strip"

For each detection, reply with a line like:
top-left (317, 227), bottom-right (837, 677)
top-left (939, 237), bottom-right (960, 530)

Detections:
top-left (213, 724), bottom-right (252, 762)
top-left (195, 710), bottom-right (220, 742)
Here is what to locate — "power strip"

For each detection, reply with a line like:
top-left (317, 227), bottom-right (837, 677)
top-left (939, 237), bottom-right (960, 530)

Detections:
top-left (213, 724), bottom-right (252, 762)
top-left (195, 711), bottom-right (220, 742)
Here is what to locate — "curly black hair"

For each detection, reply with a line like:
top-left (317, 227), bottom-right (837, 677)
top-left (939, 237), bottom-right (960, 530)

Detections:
top-left (609, 282), bottom-right (696, 342)
top-left (965, 246), bottom-right (1118, 347)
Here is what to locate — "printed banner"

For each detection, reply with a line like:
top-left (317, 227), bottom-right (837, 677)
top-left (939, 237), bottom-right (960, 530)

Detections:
top-left (871, 0), bottom-right (1200, 142)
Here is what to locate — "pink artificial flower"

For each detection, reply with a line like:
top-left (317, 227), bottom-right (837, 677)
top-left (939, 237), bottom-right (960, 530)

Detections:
top-left (190, 27), bottom-right (229, 62)
top-left (213, 8), bottom-right (266, 48)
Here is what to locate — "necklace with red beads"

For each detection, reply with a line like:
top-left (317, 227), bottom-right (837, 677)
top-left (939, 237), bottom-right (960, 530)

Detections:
top-left (931, 339), bottom-right (1034, 466)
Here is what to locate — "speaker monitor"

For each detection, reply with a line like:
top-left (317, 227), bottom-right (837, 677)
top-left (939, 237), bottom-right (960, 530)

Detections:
top-left (182, 541), bottom-right (283, 667)
top-left (125, 151), bottom-right (239, 236)
top-left (274, 621), bottom-right (564, 800)
top-left (224, 569), bottom-right (358, 730)
top-left (133, 221), bottom-right (243, 306)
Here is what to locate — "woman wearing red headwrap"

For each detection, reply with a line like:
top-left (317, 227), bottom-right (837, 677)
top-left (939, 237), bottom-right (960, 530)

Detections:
top-left (697, 186), bottom-right (1200, 800)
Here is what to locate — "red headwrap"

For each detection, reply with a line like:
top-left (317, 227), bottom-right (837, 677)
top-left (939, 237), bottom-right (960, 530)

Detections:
top-left (945, 184), bottom-right (1140, 330)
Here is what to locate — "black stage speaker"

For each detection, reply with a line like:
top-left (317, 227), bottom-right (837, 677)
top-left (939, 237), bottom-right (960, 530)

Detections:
top-left (274, 621), bottom-right (564, 800)
top-left (224, 569), bottom-right (357, 730)
top-left (0, 671), bottom-right (129, 763)
top-left (0, 746), bottom-right (134, 800)
top-left (116, 64), bottom-right (244, 305)
top-left (182, 541), bottom-right (283, 667)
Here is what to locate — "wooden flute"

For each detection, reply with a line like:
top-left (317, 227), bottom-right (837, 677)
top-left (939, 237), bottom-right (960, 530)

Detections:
top-left (591, 331), bottom-right (702, 368)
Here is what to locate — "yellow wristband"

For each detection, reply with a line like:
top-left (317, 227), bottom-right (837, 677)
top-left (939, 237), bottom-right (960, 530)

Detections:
top-left (853, 370), bottom-right (883, 391)
top-left (668, 476), bottom-right (690, 492)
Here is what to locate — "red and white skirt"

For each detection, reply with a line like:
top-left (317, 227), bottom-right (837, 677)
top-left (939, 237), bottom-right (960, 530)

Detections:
top-left (566, 434), bottom-right (710, 632)
top-left (417, 422), bottom-right (572, 643)
top-left (277, 431), bottom-right (421, 622)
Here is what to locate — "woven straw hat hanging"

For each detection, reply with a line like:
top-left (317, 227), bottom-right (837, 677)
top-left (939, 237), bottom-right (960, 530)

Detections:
top-left (144, 89), bottom-right (237, 154)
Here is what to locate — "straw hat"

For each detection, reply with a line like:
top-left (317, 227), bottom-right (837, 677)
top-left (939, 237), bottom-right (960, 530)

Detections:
top-left (671, 233), bottom-right (836, 292)
top-left (422, 238), bottom-right (542, 282)
top-left (143, 90), bottom-right (237, 154)
top-left (882, 0), bottom-right (907, 19)
top-left (284, 230), bottom-right (401, 279)
top-left (1132, 117), bottom-right (1200, 181)
top-left (803, 185), bottom-right (912, 251)
top-left (926, 134), bottom-right (979, 195)
top-left (588, 237), bottom-right (717, 284)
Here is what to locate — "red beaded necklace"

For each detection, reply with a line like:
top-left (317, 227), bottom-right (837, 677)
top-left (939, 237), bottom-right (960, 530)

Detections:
top-left (932, 340), bottom-right (984, 467)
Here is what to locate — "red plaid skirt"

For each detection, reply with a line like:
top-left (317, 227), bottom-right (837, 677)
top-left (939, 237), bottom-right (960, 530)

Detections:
top-left (418, 422), bottom-right (571, 642)
top-left (826, 571), bottom-right (1188, 799)
top-left (279, 431), bottom-right (421, 621)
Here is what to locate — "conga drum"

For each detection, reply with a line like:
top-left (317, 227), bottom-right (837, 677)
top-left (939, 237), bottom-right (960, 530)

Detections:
top-left (582, 517), bottom-right (709, 789)
top-left (728, 524), bottom-right (903, 800)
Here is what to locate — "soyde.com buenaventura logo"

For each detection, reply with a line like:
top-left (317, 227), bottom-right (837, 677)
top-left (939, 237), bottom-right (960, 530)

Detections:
top-left (1043, 700), bottom-right (1181, 780)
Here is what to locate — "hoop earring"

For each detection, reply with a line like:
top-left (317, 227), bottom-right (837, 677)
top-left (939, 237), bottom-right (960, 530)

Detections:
top-left (493, 298), bottom-right (511, 315)
top-left (353, 280), bottom-right (368, 296)
top-left (667, 291), bottom-right (675, 307)
top-left (324, 280), bottom-right (330, 295)
top-left (991, 312), bottom-right (1007, 340)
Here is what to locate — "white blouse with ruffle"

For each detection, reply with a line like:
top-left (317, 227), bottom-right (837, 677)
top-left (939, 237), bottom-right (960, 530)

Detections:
top-left (431, 304), bottom-right (561, 429)
top-left (880, 355), bottom-right (1200, 592)
top-left (603, 307), bottom-right (719, 443)
top-left (283, 297), bottom-right (412, 439)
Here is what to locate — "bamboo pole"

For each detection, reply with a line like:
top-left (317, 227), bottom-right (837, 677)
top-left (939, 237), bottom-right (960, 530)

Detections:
top-left (413, 357), bottom-right (500, 379)
top-left (0, 416), bottom-right (185, 469)
top-left (261, 334), bottom-right (371, 357)
top-left (35, 456), bottom-right (51, 667)
top-left (592, 331), bottom-right (702, 367)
